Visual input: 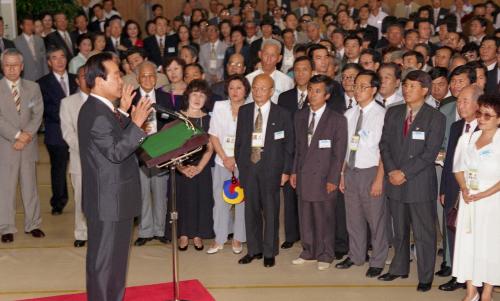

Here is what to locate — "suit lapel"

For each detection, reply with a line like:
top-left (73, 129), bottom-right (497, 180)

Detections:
top-left (264, 103), bottom-right (278, 147)
top-left (0, 79), bottom-right (20, 123)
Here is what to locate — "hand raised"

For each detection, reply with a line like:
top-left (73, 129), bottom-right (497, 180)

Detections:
top-left (119, 84), bottom-right (136, 112)
top-left (131, 98), bottom-right (153, 128)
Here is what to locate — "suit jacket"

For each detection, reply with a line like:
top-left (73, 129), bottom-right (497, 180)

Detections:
top-left (379, 103), bottom-right (446, 203)
top-left (235, 102), bottom-right (294, 188)
top-left (38, 72), bottom-right (78, 145)
top-left (326, 80), bottom-right (347, 114)
top-left (439, 119), bottom-right (479, 205)
top-left (0, 78), bottom-right (43, 163)
top-left (131, 88), bottom-right (175, 130)
top-left (439, 100), bottom-right (458, 150)
top-left (432, 8), bottom-right (450, 27)
top-left (88, 19), bottom-right (106, 33)
top-left (486, 64), bottom-right (498, 95)
top-left (143, 34), bottom-right (179, 67)
top-left (44, 30), bottom-right (75, 60)
top-left (14, 35), bottom-right (49, 82)
top-left (278, 88), bottom-right (304, 115)
top-left (199, 40), bottom-right (228, 82)
top-left (78, 95), bottom-right (146, 221)
top-left (104, 37), bottom-right (132, 59)
top-left (394, 2), bottom-right (420, 18)
top-left (60, 92), bottom-right (87, 174)
top-left (293, 7), bottom-right (316, 17)
top-left (357, 25), bottom-right (379, 48)
top-left (0, 38), bottom-right (15, 53)
top-left (293, 107), bottom-right (348, 202)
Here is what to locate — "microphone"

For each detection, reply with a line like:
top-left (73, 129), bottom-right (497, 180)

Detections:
top-left (152, 103), bottom-right (181, 120)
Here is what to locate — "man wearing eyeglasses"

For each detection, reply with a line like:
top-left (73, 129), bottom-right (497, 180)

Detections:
top-left (378, 70), bottom-right (446, 292)
top-left (212, 53), bottom-right (246, 99)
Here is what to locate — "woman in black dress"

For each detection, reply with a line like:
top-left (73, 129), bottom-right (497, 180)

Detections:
top-left (176, 80), bottom-right (215, 251)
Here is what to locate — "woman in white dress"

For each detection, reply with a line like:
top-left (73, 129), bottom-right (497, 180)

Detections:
top-left (452, 95), bottom-right (500, 301)
top-left (206, 74), bottom-right (250, 255)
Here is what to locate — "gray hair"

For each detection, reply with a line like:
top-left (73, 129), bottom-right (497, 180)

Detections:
top-left (1, 48), bottom-right (24, 64)
top-left (468, 84), bottom-right (484, 101)
top-left (307, 21), bottom-right (321, 30)
top-left (261, 38), bottom-right (282, 53)
top-left (137, 60), bottom-right (158, 74)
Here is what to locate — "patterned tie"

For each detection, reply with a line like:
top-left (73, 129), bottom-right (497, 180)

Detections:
top-left (298, 92), bottom-right (305, 109)
top-left (210, 43), bottom-right (216, 60)
top-left (28, 36), bottom-right (37, 59)
top-left (347, 98), bottom-right (353, 109)
top-left (250, 108), bottom-right (263, 163)
top-left (403, 109), bottom-right (413, 137)
top-left (159, 37), bottom-right (165, 57)
top-left (465, 123), bottom-right (470, 133)
top-left (115, 39), bottom-right (119, 52)
top-left (12, 83), bottom-right (21, 113)
top-left (308, 112), bottom-right (316, 146)
top-left (348, 109), bottom-right (363, 168)
top-left (60, 76), bottom-right (68, 97)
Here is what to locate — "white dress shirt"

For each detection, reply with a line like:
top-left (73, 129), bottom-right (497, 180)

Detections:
top-left (344, 100), bottom-right (386, 168)
top-left (281, 46), bottom-right (295, 73)
top-left (308, 103), bottom-right (326, 136)
top-left (344, 94), bottom-right (357, 110)
top-left (140, 88), bottom-right (157, 134)
top-left (375, 91), bottom-right (403, 108)
top-left (486, 62), bottom-right (496, 71)
top-left (253, 100), bottom-right (271, 147)
top-left (208, 100), bottom-right (239, 166)
top-left (246, 69), bottom-right (295, 104)
top-left (462, 119), bottom-right (478, 135)
top-left (368, 10), bottom-right (388, 38)
top-left (54, 72), bottom-right (70, 97)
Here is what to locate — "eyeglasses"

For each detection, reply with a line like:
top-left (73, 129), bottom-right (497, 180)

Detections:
top-left (229, 62), bottom-right (244, 67)
top-left (341, 75), bottom-right (356, 81)
top-left (475, 110), bottom-right (498, 121)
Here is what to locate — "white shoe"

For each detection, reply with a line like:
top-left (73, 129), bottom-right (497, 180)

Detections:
top-left (292, 258), bottom-right (317, 265)
top-left (317, 262), bottom-right (331, 271)
top-left (385, 257), bottom-right (392, 265)
top-left (470, 293), bottom-right (480, 301)
top-left (232, 245), bottom-right (243, 254)
top-left (206, 245), bottom-right (223, 254)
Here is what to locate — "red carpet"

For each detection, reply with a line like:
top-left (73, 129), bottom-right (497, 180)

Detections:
top-left (20, 279), bottom-right (215, 301)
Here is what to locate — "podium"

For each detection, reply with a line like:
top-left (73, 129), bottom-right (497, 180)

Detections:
top-left (138, 118), bottom-right (209, 301)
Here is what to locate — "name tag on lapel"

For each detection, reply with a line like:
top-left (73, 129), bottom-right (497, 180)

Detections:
top-left (168, 47), bottom-right (175, 53)
top-left (274, 130), bottom-right (285, 140)
top-left (319, 139), bottom-right (331, 148)
top-left (217, 54), bottom-right (225, 60)
top-left (412, 131), bottom-right (425, 140)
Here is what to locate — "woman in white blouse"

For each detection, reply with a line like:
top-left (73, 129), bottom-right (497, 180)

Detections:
top-left (452, 95), bottom-right (500, 301)
top-left (207, 74), bottom-right (250, 255)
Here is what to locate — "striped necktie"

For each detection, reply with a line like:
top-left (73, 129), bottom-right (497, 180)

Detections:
top-left (12, 83), bottom-right (21, 113)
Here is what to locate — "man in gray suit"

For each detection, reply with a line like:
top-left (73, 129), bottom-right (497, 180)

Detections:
top-left (290, 75), bottom-right (347, 271)
top-left (199, 24), bottom-right (228, 84)
top-left (78, 53), bottom-right (151, 300)
top-left (0, 48), bottom-right (45, 243)
top-left (60, 66), bottom-right (89, 248)
top-left (378, 70), bottom-right (446, 292)
top-left (14, 16), bottom-right (49, 82)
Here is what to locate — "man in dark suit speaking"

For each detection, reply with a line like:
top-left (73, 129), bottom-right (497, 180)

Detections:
top-left (78, 53), bottom-right (152, 300)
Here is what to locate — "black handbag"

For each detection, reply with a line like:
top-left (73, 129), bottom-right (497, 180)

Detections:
top-left (446, 194), bottom-right (460, 233)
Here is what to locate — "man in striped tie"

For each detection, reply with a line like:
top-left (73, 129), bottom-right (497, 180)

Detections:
top-left (0, 48), bottom-right (45, 243)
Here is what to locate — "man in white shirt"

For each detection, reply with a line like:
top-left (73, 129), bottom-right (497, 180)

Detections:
top-left (246, 39), bottom-right (294, 104)
top-left (376, 63), bottom-right (404, 108)
top-left (281, 29), bottom-right (295, 74)
top-left (367, 0), bottom-right (388, 38)
top-left (102, 0), bottom-right (121, 19)
top-left (59, 66), bottom-right (89, 248)
top-left (336, 70), bottom-right (387, 278)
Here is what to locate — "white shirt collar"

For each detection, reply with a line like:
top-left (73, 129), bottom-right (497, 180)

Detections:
top-left (140, 88), bottom-right (156, 101)
top-left (310, 103), bottom-right (326, 114)
top-left (79, 91), bottom-right (89, 101)
top-left (487, 62), bottom-right (496, 71)
top-left (358, 99), bottom-right (377, 113)
top-left (5, 78), bottom-right (20, 89)
top-left (91, 93), bottom-right (116, 112)
top-left (255, 100), bottom-right (271, 114)
top-left (53, 71), bottom-right (68, 81)
top-left (23, 33), bottom-right (33, 40)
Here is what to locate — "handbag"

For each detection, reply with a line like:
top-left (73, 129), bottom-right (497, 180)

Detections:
top-left (446, 193), bottom-right (460, 233)
top-left (222, 172), bottom-right (245, 204)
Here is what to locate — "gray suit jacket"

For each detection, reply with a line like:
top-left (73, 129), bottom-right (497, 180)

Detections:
top-left (0, 78), bottom-right (44, 162)
top-left (78, 95), bottom-right (146, 222)
top-left (60, 92), bottom-right (86, 175)
top-left (379, 103), bottom-right (445, 203)
top-left (439, 101), bottom-right (458, 150)
top-left (293, 107), bottom-right (348, 202)
top-left (14, 35), bottom-right (49, 82)
top-left (198, 40), bottom-right (228, 82)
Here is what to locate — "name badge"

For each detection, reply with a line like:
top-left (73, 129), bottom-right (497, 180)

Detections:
top-left (252, 132), bottom-right (264, 147)
top-left (28, 101), bottom-right (35, 108)
top-left (319, 139), bottom-right (331, 149)
top-left (479, 149), bottom-right (492, 158)
top-left (467, 169), bottom-right (479, 191)
top-left (359, 129), bottom-right (369, 139)
top-left (168, 47), bottom-right (175, 53)
top-left (209, 59), bottom-right (217, 69)
top-left (217, 54), bottom-right (225, 60)
top-left (274, 130), bottom-right (284, 140)
top-left (223, 135), bottom-right (236, 157)
top-left (412, 131), bottom-right (425, 140)
top-left (350, 135), bottom-right (360, 151)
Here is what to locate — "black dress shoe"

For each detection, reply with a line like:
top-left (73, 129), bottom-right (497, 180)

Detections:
top-left (378, 273), bottom-right (409, 281)
top-left (74, 240), bottom-right (86, 247)
top-left (1, 233), bottom-right (13, 243)
top-left (51, 208), bottom-right (63, 215)
top-left (417, 282), bottom-right (432, 292)
top-left (438, 277), bottom-right (466, 291)
top-left (154, 236), bottom-right (170, 244)
top-left (435, 266), bottom-right (452, 277)
top-left (366, 267), bottom-right (384, 278)
top-left (280, 241), bottom-right (294, 249)
top-left (194, 244), bottom-right (204, 251)
top-left (335, 251), bottom-right (347, 260)
top-left (134, 237), bottom-right (153, 246)
top-left (238, 253), bottom-right (263, 264)
top-left (178, 244), bottom-right (188, 251)
top-left (335, 257), bottom-right (355, 269)
top-left (264, 257), bottom-right (275, 267)
top-left (25, 229), bottom-right (45, 238)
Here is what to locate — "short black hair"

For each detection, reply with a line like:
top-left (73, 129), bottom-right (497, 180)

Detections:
top-left (465, 61), bottom-right (488, 77)
top-left (126, 47), bottom-right (146, 60)
top-left (404, 29), bottom-right (419, 39)
top-left (184, 63), bottom-right (204, 74)
top-left (480, 35), bottom-right (500, 48)
top-left (415, 17), bottom-right (432, 29)
top-left (164, 57), bottom-right (186, 74)
top-left (182, 79), bottom-right (211, 111)
top-left (307, 44), bottom-right (328, 59)
top-left (293, 56), bottom-right (313, 69)
top-left (378, 62), bottom-right (402, 80)
top-left (224, 74), bottom-right (251, 99)
top-left (152, 3), bottom-right (163, 11)
top-left (461, 42), bottom-right (480, 55)
top-left (436, 45), bottom-right (454, 57)
top-left (356, 70), bottom-right (380, 90)
top-left (76, 33), bottom-right (92, 46)
top-left (428, 67), bottom-right (448, 81)
top-left (403, 50), bottom-right (424, 67)
top-left (478, 94), bottom-right (500, 117)
top-left (403, 70), bottom-right (432, 96)
top-left (308, 74), bottom-right (334, 96)
top-left (84, 52), bottom-right (114, 89)
top-left (471, 16), bottom-right (488, 28)
top-left (360, 48), bottom-right (382, 64)
top-left (180, 45), bottom-right (199, 61)
top-left (449, 65), bottom-right (477, 83)
top-left (342, 62), bottom-right (364, 74)
top-left (343, 34), bottom-right (362, 46)
top-left (230, 25), bottom-right (247, 38)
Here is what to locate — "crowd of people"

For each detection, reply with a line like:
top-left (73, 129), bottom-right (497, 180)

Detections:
top-left (0, 0), bottom-right (499, 300)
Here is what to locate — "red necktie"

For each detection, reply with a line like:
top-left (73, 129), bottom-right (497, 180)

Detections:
top-left (403, 109), bottom-right (413, 137)
top-left (114, 110), bottom-right (124, 128)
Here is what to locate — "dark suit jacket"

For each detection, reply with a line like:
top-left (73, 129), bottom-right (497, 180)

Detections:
top-left (38, 72), bottom-right (78, 145)
top-left (278, 88), bottom-right (303, 114)
top-left (143, 34), bottom-right (179, 67)
top-left (433, 8), bottom-right (450, 27)
top-left (44, 31), bottom-right (74, 59)
top-left (78, 95), bottom-right (146, 221)
top-left (440, 95), bottom-right (456, 107)
top-left (439, 119), bottom-right (479, 207)
top-left (326, 80), bottom-right (347, 114)
top-left (292, 107), bottom-right (348, 202)
top-left (131, 88), bottom-right (175, 129)
top-left (235, 102), bottom-right (294, 188)
top-left (379, 103), bottom-right (446, 203)
top-left (486, 64), bottom-right (498, 95)
top-left (89, 19), bottom-right (106, 33)
top-left (357, 25), bottom-right (379, 48)
top-left (104, 37), bottom-right (132, 59)
top-left (0, 38), bottom-right (15, 53)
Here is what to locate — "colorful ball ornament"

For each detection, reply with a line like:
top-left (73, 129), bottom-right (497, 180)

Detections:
top-left (222, 173), bottom-right (245, 204)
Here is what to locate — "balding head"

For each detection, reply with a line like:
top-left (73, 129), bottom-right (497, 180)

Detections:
top-left (252, 74), bottom-right (274, 106)
top-left (137, 61), bottom-right (158, 92)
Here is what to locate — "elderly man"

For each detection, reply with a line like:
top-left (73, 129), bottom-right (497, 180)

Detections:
top-left (246, 39), bottom-right (294, 104)
top-left (212, 53), bottom-right (246, 99)
top-left (235, 74), bottom-right (294, 268)
top-left (0, 49), bottom-right (44, 243)
top-left (122, 48), bottom-right (169, 90)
